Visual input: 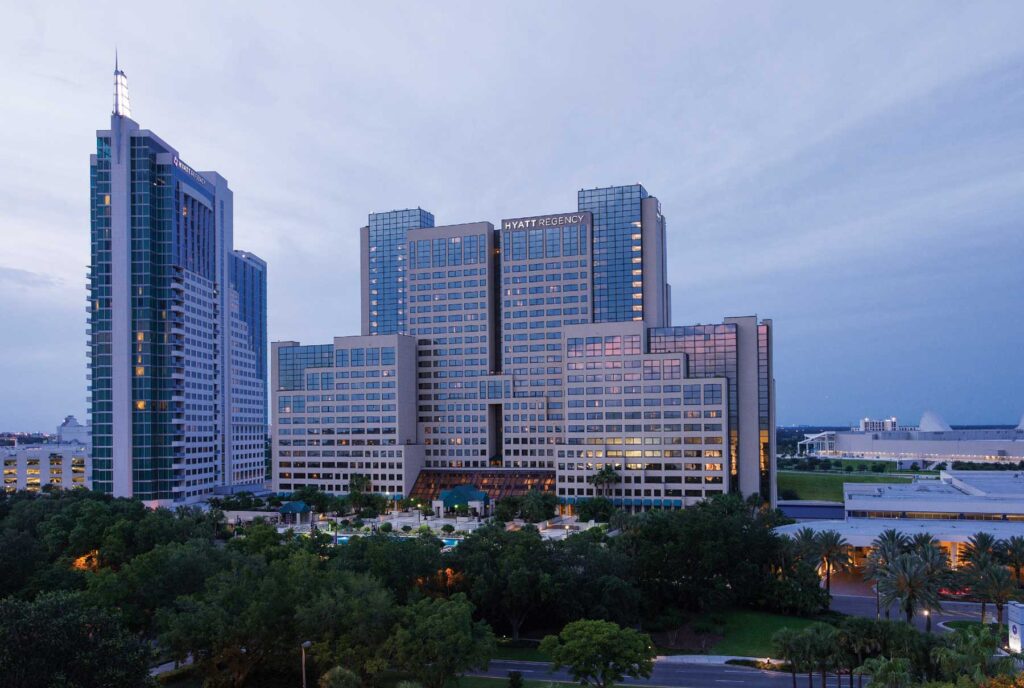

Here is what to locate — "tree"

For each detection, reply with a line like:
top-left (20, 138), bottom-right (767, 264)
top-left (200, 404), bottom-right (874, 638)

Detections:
top-left (297, 570), bottom-right (397, 685)
top-left (976, 563), bottom-right (1016, 634)
top-left (908, 532), bottom-right (939, 555)
top-left (803, 623), bottom-right (837, 688)
top-left (791, 527), bottom-right (821, 564)
top-left (493, 496), bottom-right (521, 523)
top-left (856, 657), bottom-right (911, 688)
top-left (520, 490), bottom-right (558, 523)
top-left (768, 538), bottom-right (829, 615)
top-left (384, 594), bottom-right (494, 688)
top-left (318, 666), bottom-right (361, 688)
top-left (86, 539), bottom-right (227, 636)
top-left (839, 617), bottom-right (881, 688)
top-left (0, 591), bottom-right (152, 688)
top-left (331, 532), bottom-right (442, 604)
top-left (587, 466), bottom-right (621, 499)
top-left (772, 627), bottom-right (806, 688)
top-left (449, 525), bottom-right (553, 640)
top-left (931, 624), bottom-right (1017, 684)
top-left (963, 532), bottom-right (1001, 567)
top-left (539, 620), bottom-right (655, 688)
top-left (617, 495), bottom-right (788, 616)
top-left (877, 553), bottom-right (941, 625)
top-left (816, 530), bottom-right (851, 602)
top-left (576, 497), bottom-right (616, 523)
top-left (865, 530), bottom-right (909, 619)
top-left (158, 550), bottom-right (327, 686)
top-left (1000, 535), bottom-right (1024, 587)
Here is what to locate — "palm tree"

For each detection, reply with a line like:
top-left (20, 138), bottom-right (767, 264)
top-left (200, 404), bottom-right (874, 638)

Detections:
top-left (804, 623), bottom-right (837, 688)
top-left (816, 530), bottom-right (851, 601)
top-left (999, 535), bottom-right (1024, 587)
top-left (857, 657), bottom-right (912, 688)
top-left (792, 527), bottom-right (821, 564)
top-left (587, 465), bottom-right (620, 498)
top-left (840, 618), bottom-right (880, 688)
top-left (914, 543), bottom-right (948, 631)
top-left (878, 553), bottom-right (941, 625)
top-left (931, 624), bottom-right (1016, 683)
top-left (865, 530), bottom-right (909, 619)
top-left (963, 531), bottom-right (1000, 567)
top-left (909, 532), bottom-right (938, 554)
top-left (976, 563), bottom-right (1016, 636)
top-left (772, 627), bottom-right (803, 688)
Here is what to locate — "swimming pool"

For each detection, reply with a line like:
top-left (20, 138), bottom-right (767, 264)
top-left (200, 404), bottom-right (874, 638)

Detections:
top-left (333, 534), bottom-right (462, 547)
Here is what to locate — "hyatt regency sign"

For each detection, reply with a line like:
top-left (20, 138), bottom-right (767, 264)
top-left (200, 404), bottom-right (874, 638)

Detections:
top-left (503, 213), bottom-right (589, 231)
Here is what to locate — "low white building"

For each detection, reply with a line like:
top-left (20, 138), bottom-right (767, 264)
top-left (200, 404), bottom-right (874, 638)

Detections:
top-left (777, 470), bottom-right (1024, 563)
top-left (56, 415), bottom-right (90, 445)
top-left (799, 411), bottom-right (1024, 465)
top-left (3, 443), bottom-right (91, 493)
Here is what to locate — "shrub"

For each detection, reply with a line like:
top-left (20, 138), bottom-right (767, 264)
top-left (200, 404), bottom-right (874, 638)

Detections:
top-left (441, 524), bottom-right (455, 534)
top-left (780, 489), bottom-right (799, 501)
top-left (401, 525), bottom-right (412, 533)
top-left (379, 521), bottom-right (393, 533)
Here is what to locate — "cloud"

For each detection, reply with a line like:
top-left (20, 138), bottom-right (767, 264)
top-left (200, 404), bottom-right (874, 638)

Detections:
top-left (0, 266), bottom-right (64, 290)
top-left (1, 2), bottom-right (1023, 427)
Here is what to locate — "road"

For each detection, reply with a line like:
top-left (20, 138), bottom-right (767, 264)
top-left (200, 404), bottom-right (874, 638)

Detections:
top-left (832, 593), bottom-right (984, 631)
top-left (474, 659), bottom-right (849, 688)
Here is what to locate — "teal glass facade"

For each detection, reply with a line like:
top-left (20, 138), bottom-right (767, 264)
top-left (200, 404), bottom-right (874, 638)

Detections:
top-left (578, 184), bottom-right (648, 323)
top-left (366, 208), bottom-right (434, 335)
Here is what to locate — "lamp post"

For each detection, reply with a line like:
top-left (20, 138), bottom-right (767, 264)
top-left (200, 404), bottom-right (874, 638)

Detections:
top-left (301, 640), bottom-right (312, 688)
top-left (924, 609), bottom-right (931, 634)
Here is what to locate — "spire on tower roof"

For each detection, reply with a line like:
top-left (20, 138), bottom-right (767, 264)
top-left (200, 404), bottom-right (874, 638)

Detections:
top-left (113, 51), bottom-right (132, 118)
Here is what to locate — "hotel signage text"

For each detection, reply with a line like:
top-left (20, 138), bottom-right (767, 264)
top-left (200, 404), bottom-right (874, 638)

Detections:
top-left (503, 213), bottom-right (588, 231)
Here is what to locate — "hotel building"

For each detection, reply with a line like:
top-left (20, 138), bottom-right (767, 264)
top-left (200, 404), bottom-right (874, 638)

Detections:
top-left (272, 185), bottom-right (774, 510)
top-left (88, 62), bottom-right (267, 505)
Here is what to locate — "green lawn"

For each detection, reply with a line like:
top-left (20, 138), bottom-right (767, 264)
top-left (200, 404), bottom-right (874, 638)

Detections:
top-left (699, 610), bottom-right (820, 657)
top-left (777, 471), bottom-right (912, 502)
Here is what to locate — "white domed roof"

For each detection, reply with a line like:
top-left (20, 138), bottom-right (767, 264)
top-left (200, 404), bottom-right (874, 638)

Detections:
top-left (918, 410), bottom-right (952, 432)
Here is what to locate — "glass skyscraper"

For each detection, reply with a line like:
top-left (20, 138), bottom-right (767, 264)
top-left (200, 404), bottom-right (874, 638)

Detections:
top-left (578, 184), bottom-right (669, 325)
top-left (88, 63), bottom-right (267, 504)
top-left (361, 208), bottom-right (435, 335)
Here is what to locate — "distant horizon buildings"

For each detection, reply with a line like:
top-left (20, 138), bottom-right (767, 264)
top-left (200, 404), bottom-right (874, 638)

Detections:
top-left (4, 415), bottom-right (91, 493)
top-left (88, 62), bottom-right (267, 506)
top-left (272, 185), bottom-right (776, 511)
top-left (799, 410), bottom-right (1024, 465)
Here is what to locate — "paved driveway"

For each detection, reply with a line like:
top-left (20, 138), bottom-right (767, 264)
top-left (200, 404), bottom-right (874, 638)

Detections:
top-left (476, 659), bottom-right (847, 688)
top-left (831, 592), bottom-right (984, 631)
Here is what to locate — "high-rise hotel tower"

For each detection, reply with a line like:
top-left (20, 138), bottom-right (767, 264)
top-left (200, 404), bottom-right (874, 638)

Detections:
top-left (89, 62), bottom-right (267, 505)
top-left (272, 184), bottom-right (774, 511)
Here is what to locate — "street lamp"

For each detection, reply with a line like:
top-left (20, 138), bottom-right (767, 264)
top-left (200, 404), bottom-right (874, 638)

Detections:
top-left (924, 609), bottom-right (931, 634)
top-left (301, 640), bottom-right (312, 688)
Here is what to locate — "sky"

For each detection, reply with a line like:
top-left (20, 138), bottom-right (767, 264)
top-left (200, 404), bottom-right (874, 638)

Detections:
top-left (2, 2), bottom-right (1023, 431)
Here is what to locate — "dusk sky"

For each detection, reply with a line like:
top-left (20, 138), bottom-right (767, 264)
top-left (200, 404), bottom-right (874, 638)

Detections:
top-left (3, 2), bottom-right (1023, 430)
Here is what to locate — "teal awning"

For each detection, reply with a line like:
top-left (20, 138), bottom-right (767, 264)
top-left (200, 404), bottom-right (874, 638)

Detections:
top-left (279, 500), bottom-right (311, 514)
top-left (439, 484), bottom-right (489, 509)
